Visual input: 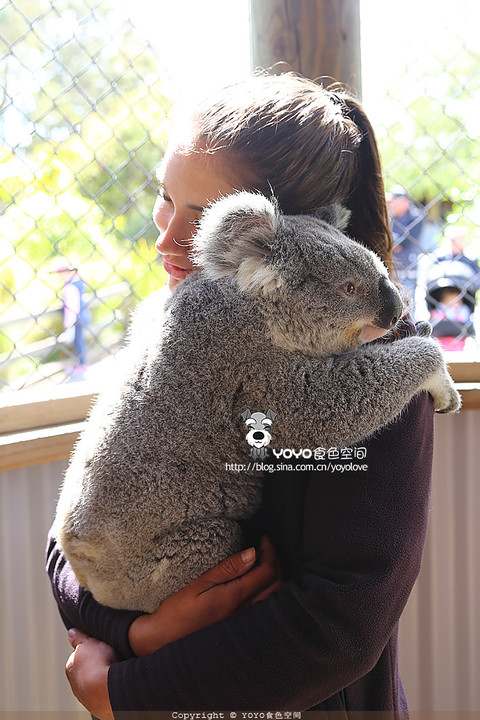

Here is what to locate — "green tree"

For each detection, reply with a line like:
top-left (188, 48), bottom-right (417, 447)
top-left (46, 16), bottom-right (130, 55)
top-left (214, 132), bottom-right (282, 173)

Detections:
top-left (0, 0), bottom-right (172, 389)
top-left (377, 49), bottom-right (480, 239)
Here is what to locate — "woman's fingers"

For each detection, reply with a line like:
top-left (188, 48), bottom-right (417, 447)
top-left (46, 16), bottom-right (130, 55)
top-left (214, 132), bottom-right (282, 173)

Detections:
top-left (248, 554), bottom-right (284, 604)
top-left (66, 629), bottom-right (118, 664)
top-left (67, 628), bottom-right (90, 648)
top-left (199, 535), bottom-right (282, 610)
top-left (64, 631), bottom-right (115, 719)
top-left (229, 535), bottom-right (283, 606)
top-left (191, 545), bottom-right (257, 592)
top-left (179, 534), bottom-right (282, 616)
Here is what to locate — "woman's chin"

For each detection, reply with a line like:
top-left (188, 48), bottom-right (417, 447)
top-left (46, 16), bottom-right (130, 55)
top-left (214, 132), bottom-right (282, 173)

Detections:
top-left (168, 275), bottom-right (182, 292)
top-left (167, 271), bottom-right (196, 292)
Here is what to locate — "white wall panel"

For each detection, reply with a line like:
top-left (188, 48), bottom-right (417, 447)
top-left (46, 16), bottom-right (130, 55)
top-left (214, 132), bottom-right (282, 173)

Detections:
top-left (0, 458), bottom-right (88, 713)
top-left (399, 410), bottom-right (480, 711)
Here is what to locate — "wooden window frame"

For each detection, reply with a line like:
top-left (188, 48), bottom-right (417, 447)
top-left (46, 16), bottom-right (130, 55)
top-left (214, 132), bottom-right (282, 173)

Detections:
top-left (1, 362), bottom-right (479, 472)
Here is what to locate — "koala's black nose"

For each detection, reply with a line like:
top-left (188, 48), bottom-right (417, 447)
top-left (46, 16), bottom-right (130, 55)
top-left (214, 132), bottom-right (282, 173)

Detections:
top-left (377, 276), bottom-right (403, 329)
top-left (253, 431), bottom-right (265, 440)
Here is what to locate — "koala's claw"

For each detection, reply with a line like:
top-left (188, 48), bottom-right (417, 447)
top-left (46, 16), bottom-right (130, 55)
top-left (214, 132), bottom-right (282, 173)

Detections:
top-left (434, 385), bottom-right (462, 414)
top-left (421, 360), bottom-right (462, 414)
top-left (430, 375), bottom-right (462, 414)
top-left (416, 321), bottom-right (433, 338)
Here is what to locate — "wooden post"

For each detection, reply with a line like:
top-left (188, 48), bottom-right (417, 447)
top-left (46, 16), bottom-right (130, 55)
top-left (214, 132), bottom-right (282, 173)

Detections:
top-left (249, 0), bottom-right (362, 96)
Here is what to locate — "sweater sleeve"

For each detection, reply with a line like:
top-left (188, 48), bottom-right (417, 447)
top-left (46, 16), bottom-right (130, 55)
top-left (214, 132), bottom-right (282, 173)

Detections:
top-left (107, 392), bottom-right (434, 711)
top-left (45, 530), bottom-right (142, 661)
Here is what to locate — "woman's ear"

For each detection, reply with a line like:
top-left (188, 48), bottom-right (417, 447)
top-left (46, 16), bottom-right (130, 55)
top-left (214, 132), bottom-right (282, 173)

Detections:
top-left (191, 191), bottom-right (280, 279)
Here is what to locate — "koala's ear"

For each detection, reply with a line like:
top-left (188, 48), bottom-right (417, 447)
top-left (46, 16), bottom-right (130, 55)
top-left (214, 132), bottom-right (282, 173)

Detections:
top-left (313, 203), bottom-right (351, 232)
top-left (191, 191), bottom-right (280, 281)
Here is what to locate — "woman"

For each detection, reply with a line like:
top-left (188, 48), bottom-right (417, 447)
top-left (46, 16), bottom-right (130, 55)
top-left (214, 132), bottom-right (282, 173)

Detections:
top-left (47, 73), bottom-right (434, 717)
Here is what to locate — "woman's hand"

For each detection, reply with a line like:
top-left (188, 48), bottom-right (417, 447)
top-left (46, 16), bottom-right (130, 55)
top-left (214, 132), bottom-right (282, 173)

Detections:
top-left (65, 629), bottom-right (116, 720)
top-left (128, 534), bottom-right (282, 656)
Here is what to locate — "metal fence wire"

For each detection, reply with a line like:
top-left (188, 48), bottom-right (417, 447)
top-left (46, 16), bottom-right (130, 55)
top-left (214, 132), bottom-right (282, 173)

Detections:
top-left (0, 0), bottom-right (171, 389)
top-left (367, 5), bottom-right (480, 358)
top-left (1, 1), bottom-right (480, 392)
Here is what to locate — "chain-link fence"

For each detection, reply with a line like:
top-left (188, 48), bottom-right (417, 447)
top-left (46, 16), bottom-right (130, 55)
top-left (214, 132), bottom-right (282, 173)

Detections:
top-left (1, 1), bottom-right (480, 393)
top-left (362, 0), bottom-right (480, 356)
top-left (0, 0), bottom-right (171, 390)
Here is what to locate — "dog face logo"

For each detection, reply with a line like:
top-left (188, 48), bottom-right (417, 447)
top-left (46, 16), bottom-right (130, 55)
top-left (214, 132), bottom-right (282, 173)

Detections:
top-left (240, 408), bottom-right (277, 460)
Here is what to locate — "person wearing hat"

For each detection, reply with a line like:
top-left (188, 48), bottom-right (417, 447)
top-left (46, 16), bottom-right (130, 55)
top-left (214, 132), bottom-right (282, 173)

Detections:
top-left (51, 260), bottom-right (91, 374)
top-left (425, 227), bottom-right (479, 351)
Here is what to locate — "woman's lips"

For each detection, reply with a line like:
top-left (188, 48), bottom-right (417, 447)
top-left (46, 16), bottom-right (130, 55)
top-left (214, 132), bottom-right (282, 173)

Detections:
top-left (162, 259), bottom-right (194, 280)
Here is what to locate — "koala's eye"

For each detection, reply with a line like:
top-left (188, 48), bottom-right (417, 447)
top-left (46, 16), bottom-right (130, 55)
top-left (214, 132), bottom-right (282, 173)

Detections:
top-left (343, 282), bottom-right (356, 296)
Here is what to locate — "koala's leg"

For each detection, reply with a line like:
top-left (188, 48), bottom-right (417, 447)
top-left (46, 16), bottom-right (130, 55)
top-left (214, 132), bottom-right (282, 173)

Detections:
top-left (57, 524), bottom-right (127, 610)
top-left (146, 517), bottom-right (246, 608)
top-left (272, 335), bottom-right (461, 449)
top-left (85, 516), bottom-right (246, 613)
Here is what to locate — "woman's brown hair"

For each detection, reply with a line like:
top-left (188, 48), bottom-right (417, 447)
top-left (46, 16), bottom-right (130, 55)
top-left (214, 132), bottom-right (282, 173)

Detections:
top-left (187, 73), bottom-right (394, 274)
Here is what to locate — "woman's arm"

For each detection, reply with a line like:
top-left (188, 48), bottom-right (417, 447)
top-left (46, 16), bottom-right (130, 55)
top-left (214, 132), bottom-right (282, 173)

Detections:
top-left (47, 530), bottom-right (281, 659)
top-left (60, 539), bottom-right (283, 719)
top-left (46, 530), bottom-right (142, 660)
top-left (128, 535), bottom-right (282, 655)
top-left (106, 392), bottom-right (434, 711)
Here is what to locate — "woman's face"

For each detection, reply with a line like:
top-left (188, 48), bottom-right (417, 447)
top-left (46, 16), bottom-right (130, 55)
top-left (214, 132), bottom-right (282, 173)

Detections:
top-left (153, 147), bottom-right (240, 291)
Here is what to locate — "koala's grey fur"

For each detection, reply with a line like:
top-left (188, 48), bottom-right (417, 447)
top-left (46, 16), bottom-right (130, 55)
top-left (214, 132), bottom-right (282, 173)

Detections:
top-left (54, 191), bottom-right (460, 613)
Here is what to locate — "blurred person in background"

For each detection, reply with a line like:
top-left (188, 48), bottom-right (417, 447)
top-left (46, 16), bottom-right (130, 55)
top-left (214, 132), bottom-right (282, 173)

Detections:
top-left (51, 260), bottom-right (91, 376)
top-left (425, 227), bottom-right (479, 351)
top-left (387, 186), bottom-right (425, 316)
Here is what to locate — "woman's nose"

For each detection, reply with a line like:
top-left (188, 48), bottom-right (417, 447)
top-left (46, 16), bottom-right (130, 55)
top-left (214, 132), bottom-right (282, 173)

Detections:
top-left (155, 223), bottom-right (194, 254)
top-left (155, 229), bottom-right (177, 255)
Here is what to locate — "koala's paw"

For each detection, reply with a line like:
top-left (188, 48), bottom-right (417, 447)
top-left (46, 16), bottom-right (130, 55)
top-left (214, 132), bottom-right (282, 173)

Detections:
top-left (423, 367), bottom-right (462, 414)
top-left (415, 321), bottom-right (433, 338)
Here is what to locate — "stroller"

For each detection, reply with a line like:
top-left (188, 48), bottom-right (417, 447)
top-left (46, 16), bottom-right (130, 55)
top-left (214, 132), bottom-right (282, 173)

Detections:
top-left (426, 257), bottom-right (480, 351)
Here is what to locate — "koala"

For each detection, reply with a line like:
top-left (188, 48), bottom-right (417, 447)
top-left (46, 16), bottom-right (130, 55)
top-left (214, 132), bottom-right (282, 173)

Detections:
top-left (53, 191), bottom-right (460, 613)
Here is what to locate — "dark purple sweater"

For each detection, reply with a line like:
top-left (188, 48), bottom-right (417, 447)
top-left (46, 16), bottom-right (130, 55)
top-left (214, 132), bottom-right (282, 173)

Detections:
top-left (47, 392), bottom-right (433, 713)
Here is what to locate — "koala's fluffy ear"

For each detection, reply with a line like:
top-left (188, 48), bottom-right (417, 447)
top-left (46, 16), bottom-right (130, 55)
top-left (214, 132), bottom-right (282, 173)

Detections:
top-left (314, 203), bottom-right (351, 232)
top-left (191, 191), bottom-right (280, 284)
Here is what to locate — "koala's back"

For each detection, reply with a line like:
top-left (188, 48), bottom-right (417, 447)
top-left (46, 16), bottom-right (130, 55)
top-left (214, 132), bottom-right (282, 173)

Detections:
top-left (55, 273), bottom-right (271, 608)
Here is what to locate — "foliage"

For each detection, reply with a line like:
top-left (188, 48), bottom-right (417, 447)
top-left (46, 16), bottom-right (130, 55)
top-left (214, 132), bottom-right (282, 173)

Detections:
top-left (377, 48), bottom-right (480, 244)
top-left (0, 0), bottom-right (172, 388)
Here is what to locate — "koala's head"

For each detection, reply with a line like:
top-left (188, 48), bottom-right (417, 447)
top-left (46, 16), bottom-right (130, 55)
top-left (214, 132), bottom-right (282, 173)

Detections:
top-left (192, 191), bottom-right (403, 356)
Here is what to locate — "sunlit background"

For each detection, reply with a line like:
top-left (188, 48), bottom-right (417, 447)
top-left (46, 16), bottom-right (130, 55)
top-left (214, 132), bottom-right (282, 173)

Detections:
top-left (1, 3), bottom-right (480, 714)
top-left (1, 0), bottom-right (479, 390)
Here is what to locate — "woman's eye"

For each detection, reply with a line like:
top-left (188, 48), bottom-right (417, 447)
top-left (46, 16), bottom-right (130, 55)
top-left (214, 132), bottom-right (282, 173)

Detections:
top-left (157, 187), bottom-right (172, 203)
top-left (343, 282), bottom-right (356, 296)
